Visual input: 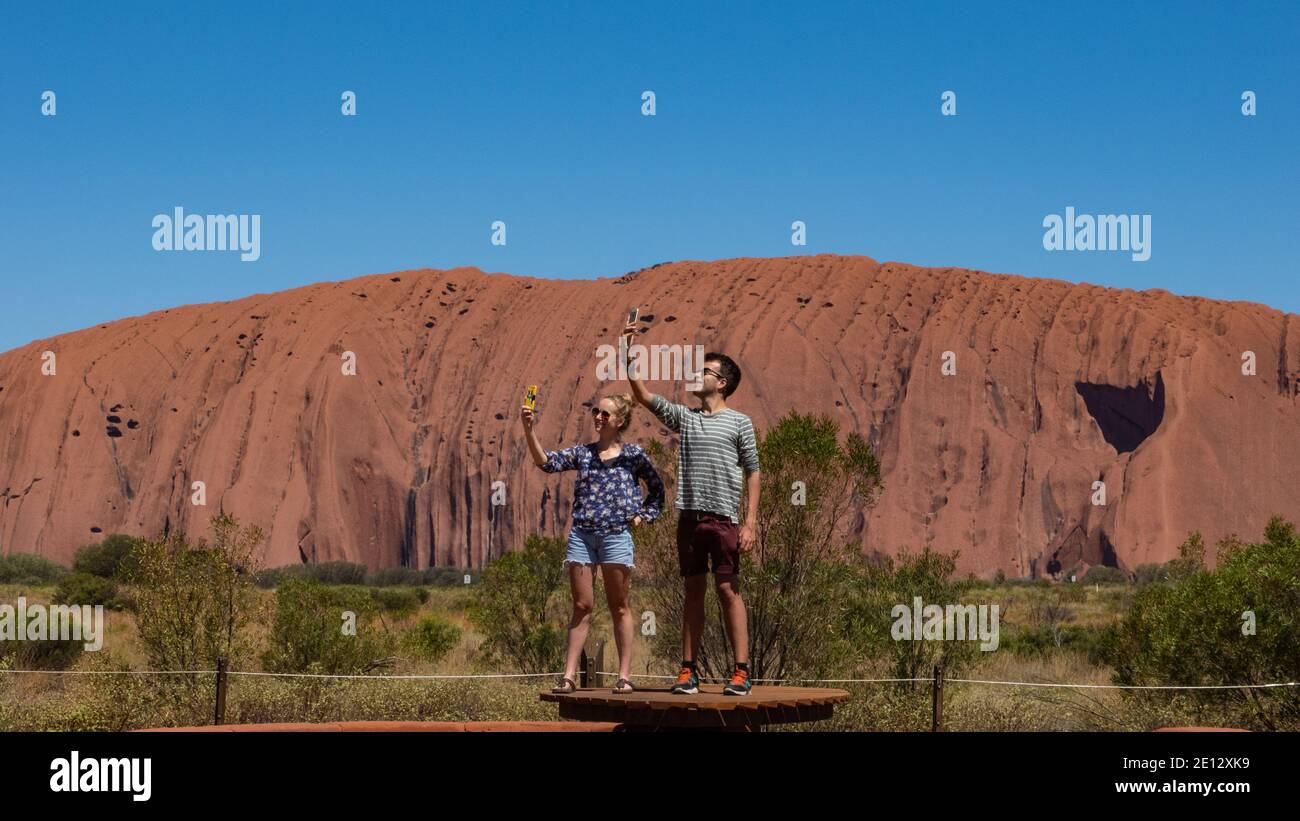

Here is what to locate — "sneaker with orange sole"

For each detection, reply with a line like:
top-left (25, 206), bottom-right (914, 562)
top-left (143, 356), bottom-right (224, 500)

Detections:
top-left (670, 665), bottom-right (700, 695)
top-left (723, 666), bottom-right (752, 696)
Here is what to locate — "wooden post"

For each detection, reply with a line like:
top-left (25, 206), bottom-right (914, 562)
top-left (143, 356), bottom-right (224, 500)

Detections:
top-left (594, 638), bottom-right (605, 684)
top-left (930, 662), bottom-right (944, 732)
top-left (214, 658), bottom-right (228, 726)
top-left (582, 637), bottom-right (597, 688)
top-left (578, 649), bottom-right (588, 687)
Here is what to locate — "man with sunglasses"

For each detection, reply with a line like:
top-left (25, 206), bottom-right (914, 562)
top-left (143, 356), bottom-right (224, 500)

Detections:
top-left (621, 320), bottom-right (761, 695)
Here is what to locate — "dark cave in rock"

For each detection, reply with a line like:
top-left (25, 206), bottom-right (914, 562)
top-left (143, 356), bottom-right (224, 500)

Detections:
top-left (1075, 372), bottom-right (1165, 454)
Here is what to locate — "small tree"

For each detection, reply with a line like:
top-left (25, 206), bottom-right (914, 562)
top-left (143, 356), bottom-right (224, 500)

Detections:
top-left (466, 535), bottom-right (567, 673)
top-left (125, 515), bottom-right (263, 721)
top-left (640, 413), bottom-right (883, 682)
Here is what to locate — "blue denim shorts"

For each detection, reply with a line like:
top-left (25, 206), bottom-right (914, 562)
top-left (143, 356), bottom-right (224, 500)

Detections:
top-left (565, 528), bottom-right (635, 568)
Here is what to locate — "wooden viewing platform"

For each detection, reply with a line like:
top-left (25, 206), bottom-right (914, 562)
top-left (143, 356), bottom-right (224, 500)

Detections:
top-left (540, 684), bottom-right (851, 731)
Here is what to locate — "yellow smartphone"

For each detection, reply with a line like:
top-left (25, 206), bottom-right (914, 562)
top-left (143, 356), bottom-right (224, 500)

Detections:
top-left (524, 385), bottom-right (538, 411)
top-left (627, 307), bottom-right (640, 326)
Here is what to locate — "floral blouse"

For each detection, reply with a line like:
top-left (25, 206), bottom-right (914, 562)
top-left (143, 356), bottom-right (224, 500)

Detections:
top-left (541, 442), bottom-right (665, 535)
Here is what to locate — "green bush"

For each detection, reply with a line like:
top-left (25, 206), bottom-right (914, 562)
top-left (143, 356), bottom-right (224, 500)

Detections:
top-left (403, 613), bottom-right (462, 664)
top-left (367, 567), bottom-right (426, 587)
top-left (1001, 624), bottom-right (1107, 658)
top-left (368, 586), bottom-right (423, 616)
top-left (1081, 565), bottom-right (1128, 585)
top-left (255, 561), bottom-right (368, 588)
top-left (307, 562), bottom-right (368, 586)
top-left (257, 563), bottom-right (476, 589)
top-left (261, 577), bottom-right (394, 675)
top-left (1100, 516), bottom-right (1300, 729)
top-left (426, 567), bottom-right (476, 587)
top-left (844, 547), bottom-right (981, 687)
top-left (467, 535), bottom-right (567, 673)
top-left (0, 554), bottom-right (68, 585)
top-left (53, 572), bottom-right (127, 610)
top-left (1133, 562), bottom-right (1176, 587)
top-left (71, 534), bottom-right (140, 579)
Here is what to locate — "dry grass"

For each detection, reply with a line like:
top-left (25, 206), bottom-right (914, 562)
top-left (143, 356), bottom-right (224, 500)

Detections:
top-left (0, 580), bottom-right (1280, 731)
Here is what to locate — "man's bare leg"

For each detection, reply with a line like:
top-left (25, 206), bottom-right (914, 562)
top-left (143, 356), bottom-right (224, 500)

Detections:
top-left (716, 574), bottom-right (748, 665)
top-left (681, 573), bottom-right (707, 662)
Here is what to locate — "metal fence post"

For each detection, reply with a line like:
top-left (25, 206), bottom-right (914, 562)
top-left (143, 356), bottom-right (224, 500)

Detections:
top-left (931, 662), bottom-right (944, 732)
top-left (214, 658), bottom-right (228, 726)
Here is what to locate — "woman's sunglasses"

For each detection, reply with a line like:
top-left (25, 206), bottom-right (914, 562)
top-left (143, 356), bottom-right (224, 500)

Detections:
top-left (590, 408), bottom-right (615, 420)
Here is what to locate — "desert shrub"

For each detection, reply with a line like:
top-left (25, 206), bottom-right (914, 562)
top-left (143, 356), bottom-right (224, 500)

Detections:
top-left (368, 586), bottom-right (423, 616)
top-left (0, 554), bottom-right (67, 585)
top-left (1099, 516), bottom-right (1300, 730)
top-left (307, 562), bottom-right (368, 585)
top-left (53, 572), bottom-right (127, 610)
top-left (261, 577), bottom-right (394, 676)
top-left (71, 534), bottom-right (141, 579)
top-left (467, 535), bottom-right (567, 673)
top-left (1001, 624), bottom-right (1107, 658)
top-left (402, 613), bottom-right (462, 664)
top-left (255, 561), bottom-right (367, 588)
top-left (1081, 565), bottom-right (1128, 585)
top-left (1133, 562), bottom-right (1176, 587)
top-left (368, 566), bottom-right (426, 587)
top-left (844, 547), bottom-right (982, 688)
top-left (427, 567), bottom-right (476, 587)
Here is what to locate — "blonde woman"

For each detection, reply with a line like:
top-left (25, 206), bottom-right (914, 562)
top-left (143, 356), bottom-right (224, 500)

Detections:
top-left (521, 393), bottom-right (664, 694)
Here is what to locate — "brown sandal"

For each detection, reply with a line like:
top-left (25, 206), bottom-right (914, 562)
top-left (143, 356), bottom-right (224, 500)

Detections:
top-left (612, 678), bottom-right (634, 694)
top-left (552, 677), bottom-right (577, 694)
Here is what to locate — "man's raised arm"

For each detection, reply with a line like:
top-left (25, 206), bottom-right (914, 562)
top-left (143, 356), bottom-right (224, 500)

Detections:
top-left (621, 319), bottom-right (654, 407)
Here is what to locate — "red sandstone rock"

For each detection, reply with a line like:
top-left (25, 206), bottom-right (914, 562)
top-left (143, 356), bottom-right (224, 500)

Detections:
top-left (0, 255), bottom-right (1296, 576)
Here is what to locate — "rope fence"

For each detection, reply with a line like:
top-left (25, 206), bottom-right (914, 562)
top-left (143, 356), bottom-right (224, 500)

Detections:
top-left (5, 665), bottom-right (1294, 730)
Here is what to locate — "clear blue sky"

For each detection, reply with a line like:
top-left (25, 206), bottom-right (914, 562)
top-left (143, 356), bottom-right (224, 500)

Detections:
top-left (2, 1), bottom-right (1296, 353)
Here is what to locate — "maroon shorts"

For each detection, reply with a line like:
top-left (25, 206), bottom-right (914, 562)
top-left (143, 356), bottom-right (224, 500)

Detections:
top-left (676, 510), bottom-right (740, 577)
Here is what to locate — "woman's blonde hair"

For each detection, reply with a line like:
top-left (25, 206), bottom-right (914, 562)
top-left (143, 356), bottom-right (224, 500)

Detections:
top-left (605, 393), bottom-right (635, 434)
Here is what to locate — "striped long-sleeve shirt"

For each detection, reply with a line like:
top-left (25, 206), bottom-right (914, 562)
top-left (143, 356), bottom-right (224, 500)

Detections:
top-left (649, 394), bottom-right (760, 522)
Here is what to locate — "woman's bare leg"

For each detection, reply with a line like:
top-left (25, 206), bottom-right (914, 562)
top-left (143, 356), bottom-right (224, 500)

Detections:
top-left (601, 563), bottom-right (634, 681)
top-left (563, 563), bottom-right (595, 681)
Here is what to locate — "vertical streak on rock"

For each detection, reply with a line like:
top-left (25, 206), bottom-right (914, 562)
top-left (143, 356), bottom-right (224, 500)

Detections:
top-left (1278, 314), bottom-right (1292, 397)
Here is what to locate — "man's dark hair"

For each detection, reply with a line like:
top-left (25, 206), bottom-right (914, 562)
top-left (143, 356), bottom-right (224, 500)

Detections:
top-left (704, 352), bottom-right (742, 398)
